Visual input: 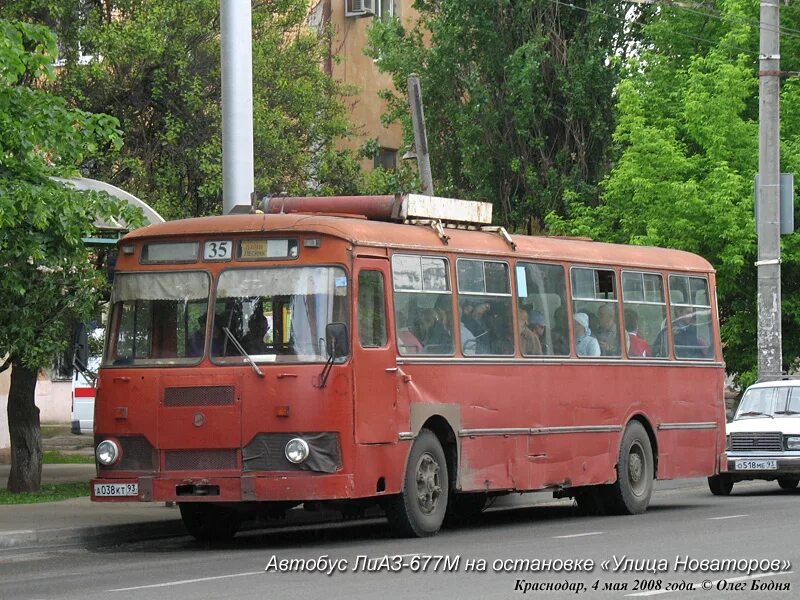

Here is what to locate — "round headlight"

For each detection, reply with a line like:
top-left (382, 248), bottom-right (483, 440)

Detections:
top-left (96, 439), bottom-right (120, 466)
top-left (285, 438), bottom-right (310, 464)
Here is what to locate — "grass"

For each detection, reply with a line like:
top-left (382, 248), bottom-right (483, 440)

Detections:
top-left (0, 482), bottom-right (89, 504)
top-left (43, 451), bottom-right (94, 464)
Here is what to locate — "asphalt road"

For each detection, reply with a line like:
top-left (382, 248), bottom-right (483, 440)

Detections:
top-left (1, 479), bottom-right (797, 600)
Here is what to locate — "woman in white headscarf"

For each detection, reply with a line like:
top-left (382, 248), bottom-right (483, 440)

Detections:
top-left (573, 312), bottom-right (601, 357)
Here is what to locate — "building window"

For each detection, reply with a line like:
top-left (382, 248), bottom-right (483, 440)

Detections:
top-left (345, 0), bottom-right (395, 19)
top-left (374, 147), bottom-right (397, 171)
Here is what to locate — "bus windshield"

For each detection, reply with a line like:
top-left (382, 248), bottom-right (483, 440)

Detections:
top-left (105, 271), bottom-right (210, 366)
top-left (211, 266), bottom-right (349, 364)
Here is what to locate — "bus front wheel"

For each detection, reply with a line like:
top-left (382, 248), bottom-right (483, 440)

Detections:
top-left (179, 502), bottom-right (242, 542)
top-left (385, 429), bottom-right (449, 537)
top-left (605, 421), bottom-right (654, 514)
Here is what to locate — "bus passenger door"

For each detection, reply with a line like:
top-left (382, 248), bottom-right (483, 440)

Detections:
top-left (352, 259), bottom-right (398, 444)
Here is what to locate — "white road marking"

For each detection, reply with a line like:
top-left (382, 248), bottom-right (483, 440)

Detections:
top-left (553, 531), bottom-right (605, 539)
top-left (625, 571), bottom-right (793, 597)
top-left (109, 571), bottom-right (262, 592)
top-left (706, 514), bottom-right (748, 520)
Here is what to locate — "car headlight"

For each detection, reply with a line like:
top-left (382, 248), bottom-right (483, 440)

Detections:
top-left (96, 439), bottom-right (121, 466)
top-left (285, 438), bottom-right (310, 464)
top-left (786, 436), bottom-right (800, 450)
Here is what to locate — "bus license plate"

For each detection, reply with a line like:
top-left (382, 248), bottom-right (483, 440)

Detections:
top-left (734, 459), bottom-right (778, 471)
top-left (94, 483), bottom-right (138, 497)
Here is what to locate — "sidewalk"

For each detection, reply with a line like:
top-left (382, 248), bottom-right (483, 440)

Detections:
top-left (0, 464), bottom-right (185, 549)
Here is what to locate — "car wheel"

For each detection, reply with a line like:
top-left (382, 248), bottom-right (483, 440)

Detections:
top-left (707, 474), bottom-right (734, 496)
top-left (385, 429), bottom-right (449, 537)
top-left (777, 476), bottom-right (799, 490)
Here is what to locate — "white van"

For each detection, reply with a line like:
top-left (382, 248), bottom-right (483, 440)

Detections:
top-left (709, 379), bottom-right (800, 495)
top-left (70, 357), bottom-right (98, 435)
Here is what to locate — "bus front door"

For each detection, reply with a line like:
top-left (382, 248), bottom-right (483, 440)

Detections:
top-left (353, 258), bottom-right (398, 444)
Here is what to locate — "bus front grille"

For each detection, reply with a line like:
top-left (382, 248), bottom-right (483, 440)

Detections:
top-left (163, 386), bottom-right (235, 407)
top-left (730, 432), bottom-right (783, 452)
top-left (164, 449), bottom-right (238, 471)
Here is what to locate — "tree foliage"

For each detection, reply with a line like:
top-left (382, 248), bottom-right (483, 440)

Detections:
top-left (366, 0), bottom-right (638, 229)
top-left (548, 0), bottom-right (800, 383)
top-left (1, 18), bottom-right (142, 491)
top-left (1, 0), bottom-right (363, 219)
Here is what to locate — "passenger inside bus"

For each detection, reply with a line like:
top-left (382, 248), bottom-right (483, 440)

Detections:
top-left (624, 309), bottom-right (652, 358)
top-left (242, 309), bottom-right (270, 354)
top-left (520, 309), bottom-right (548, 355)
top-left (573, 312), bottom-right (601, 357)
top-left (596, 303), bottom-right (620, 356)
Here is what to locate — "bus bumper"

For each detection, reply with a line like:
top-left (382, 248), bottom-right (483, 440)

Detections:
top-left (91, 473), bottom-right (355, 503)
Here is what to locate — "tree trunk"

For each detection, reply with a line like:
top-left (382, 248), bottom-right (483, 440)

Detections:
top-left (6, 361), bottom-right (42, 493)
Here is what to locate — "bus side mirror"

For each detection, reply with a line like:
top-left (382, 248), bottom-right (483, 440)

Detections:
top-left (326, 323), bottom-right (349, 358)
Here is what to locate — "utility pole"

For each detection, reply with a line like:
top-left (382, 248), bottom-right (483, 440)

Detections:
top-left (757, 0), bottom-right (782, 380)
top-left (221, 1), bottom-right (255, 215)
top-left (407, 74), bottom-right (434, 196)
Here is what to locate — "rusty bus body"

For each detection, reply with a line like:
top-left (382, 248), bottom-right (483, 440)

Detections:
top-left (91, 205), bottom-right (725, 539)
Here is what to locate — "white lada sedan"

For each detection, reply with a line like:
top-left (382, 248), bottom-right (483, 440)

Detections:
top-left (708, 379), bottom-right (800, 495)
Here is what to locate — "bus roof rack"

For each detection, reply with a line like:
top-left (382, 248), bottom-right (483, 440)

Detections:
top-left (261, 194), bottom-right (493, 227)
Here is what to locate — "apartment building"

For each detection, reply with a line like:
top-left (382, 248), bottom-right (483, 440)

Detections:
top-left (312, 0), bottom-right (418, 170)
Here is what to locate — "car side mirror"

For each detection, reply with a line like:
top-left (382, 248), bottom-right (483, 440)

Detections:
top-left (326, 323), bottom-right (349, 358)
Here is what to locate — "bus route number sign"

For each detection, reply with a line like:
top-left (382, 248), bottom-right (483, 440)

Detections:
top-left (204, 240), bottom-right (232, 261)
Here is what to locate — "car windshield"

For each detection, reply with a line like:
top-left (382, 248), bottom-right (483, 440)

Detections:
top-left (104, 272), bottom-right (210, 366)
top-left (734, 386), bottom-right (800, 419)
top-left (211, 266), bottom-right (349, 364)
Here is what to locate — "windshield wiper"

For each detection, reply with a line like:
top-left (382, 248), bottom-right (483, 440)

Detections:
top-left (738, 411), bottom-right (773, 418)
top-left (774, 410), bottom-right (800, 415)
top-left (222, 327), bottom-right (264, 378)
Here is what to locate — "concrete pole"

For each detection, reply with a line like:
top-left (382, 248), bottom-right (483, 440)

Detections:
top-left (407, 74), bottom-right (434, 196)
top-left (221, 0), bottom-right (255, 215)
top-left (757, 0), bottom-right (782, 379)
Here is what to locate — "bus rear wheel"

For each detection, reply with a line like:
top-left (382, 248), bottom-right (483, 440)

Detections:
top-left (707, 474), bottom-right (734, 496)
top-left (604, 421), bottom-right (654, 514)
top-left (385, 429), bottom-right (449, 537)
top-left (179, 502), bottom-right (242, 542)
top-left (778, 476), bottom-right (799, 490)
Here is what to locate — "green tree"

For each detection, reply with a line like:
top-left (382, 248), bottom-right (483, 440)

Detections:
top-left (2, 0), bottom-right (363, 219)
top-left (0, 19), bottom-right (142, 492)
top-left (366, 0), bottom-right (638, 229)
top-left (548, 1), bottom-right (800, 382)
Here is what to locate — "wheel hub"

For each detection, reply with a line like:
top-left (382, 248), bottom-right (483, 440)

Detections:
top-left (415, 452), bottom-right (441, 514)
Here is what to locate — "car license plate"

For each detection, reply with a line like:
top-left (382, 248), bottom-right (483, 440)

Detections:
top-left (94, 483), bottom-right (138, 497)
top-left (734, 459), bottom-right (778, 471)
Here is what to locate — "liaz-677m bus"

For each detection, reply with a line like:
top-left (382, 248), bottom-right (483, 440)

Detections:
top-left (91, 194), bottom-right (726, 540)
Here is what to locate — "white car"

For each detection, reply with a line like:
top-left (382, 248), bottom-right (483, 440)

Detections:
top-left (709, 379), bottom-right (800, 495)
top-left (70, 357), bottom-right (99, 435)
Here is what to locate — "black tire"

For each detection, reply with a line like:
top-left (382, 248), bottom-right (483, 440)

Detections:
top-left (179, 503), bottom-right (242, 541)
top-left (603, 421), bottom-right (654, 514)
top-left (707, 474), bottom-right (734, 496)
top-left (385, 429), bottom-right (449, 537)
top-left (443, 492), bottom-right (486, 528)
top-left (778, 476), bottom-right (799, 490)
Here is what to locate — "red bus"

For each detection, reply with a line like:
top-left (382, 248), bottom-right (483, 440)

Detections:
top-left (92, 195), bottom-right (725, 540)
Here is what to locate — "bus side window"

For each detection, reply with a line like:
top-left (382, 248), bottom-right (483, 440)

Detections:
top-left (516, 262), bottom-right (569, 356)
top-left (571, 267), bottom-right (621, 358)
top-left (622, 271), bottom-right (665, 359)
top-left (669, 275), bottom-right (713, 359)
top-left (358, 271), bottom-right (387, 348)
top-left (456, 259), bottom-right (514, 356)
top-left (391, 255), bottom-right (454, 356)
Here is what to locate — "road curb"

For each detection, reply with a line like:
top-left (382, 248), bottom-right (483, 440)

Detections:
top-left (0, 519), bottom-right (186, 550)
